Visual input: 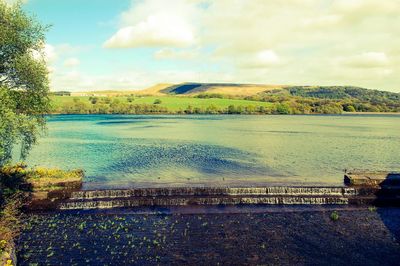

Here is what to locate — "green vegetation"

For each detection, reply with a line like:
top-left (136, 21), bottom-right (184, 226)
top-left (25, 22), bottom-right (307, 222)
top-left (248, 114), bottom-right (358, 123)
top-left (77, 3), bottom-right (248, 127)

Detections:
top-left (0, 163), bottom-right (83, 195)
top-left (244, 86), bottom-right (400, 113)
top-left (49, 85), bottom-right (400, 115)
top-left (27, 166), bottom-right (83, 191)
top-left (330, 211), bottom-right (339, 221)
top-left (0, 163), bottom-right (83, 261)
top-left (0, 2), bottom-right (51, 263)
top-left (50, 95), bottom-right (278, 114)
top-left (153, 99), bottom-right (162, 104)
top-left (286, 86), bottom-right (400, 102)
top-left (0, 1), bottom-right (50, 166)
top-left (284, 86), bottom-right (400, 112)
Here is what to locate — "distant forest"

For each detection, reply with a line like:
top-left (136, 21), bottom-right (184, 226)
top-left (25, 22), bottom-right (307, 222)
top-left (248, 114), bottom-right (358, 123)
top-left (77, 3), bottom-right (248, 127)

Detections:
top-left (242, 86), bottom-right (400, 114)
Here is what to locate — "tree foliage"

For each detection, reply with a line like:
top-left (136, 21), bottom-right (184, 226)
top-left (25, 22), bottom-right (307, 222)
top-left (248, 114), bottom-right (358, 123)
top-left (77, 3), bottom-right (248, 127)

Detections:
top-left (0, 1), bottom-right (50, 165)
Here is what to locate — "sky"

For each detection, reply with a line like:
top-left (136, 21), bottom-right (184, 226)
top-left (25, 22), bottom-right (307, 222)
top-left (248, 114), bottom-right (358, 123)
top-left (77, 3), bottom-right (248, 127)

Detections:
top-left (14, 0), bottom-right (400, 92)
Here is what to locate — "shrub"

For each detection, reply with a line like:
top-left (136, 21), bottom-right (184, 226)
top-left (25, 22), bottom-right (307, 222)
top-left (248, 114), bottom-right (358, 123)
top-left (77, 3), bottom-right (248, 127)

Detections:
top-left (275, 103), bottom-right (291, 114)
top-left (344, 105), bottom-right (356, 112)
top-left (153, 99), bottom-right (162, 104)
top-left (89, 97), bottom-right (98, 104)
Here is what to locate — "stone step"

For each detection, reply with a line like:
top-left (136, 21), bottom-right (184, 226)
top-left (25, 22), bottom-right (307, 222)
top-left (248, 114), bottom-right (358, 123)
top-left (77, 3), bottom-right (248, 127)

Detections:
top-left (28, 186), bottom-right (400, 211)
top-left (70, 187), bottom-right (357, 200)
top-left (59, 195), bottom-right (351, 210)
top-left (345, 172), bottom-right (400, 186)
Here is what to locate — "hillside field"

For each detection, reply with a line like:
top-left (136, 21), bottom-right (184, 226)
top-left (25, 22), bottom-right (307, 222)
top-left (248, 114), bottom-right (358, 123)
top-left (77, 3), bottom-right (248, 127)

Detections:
top-left (50, 83), bottom-right (400, 114)
top-left (51, 95), bottom-right (273, 112)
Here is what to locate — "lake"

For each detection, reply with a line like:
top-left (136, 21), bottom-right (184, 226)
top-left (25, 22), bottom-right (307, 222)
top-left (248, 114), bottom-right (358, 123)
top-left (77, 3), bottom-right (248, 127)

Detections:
top-left (25, 114), bottom-right (400, 189)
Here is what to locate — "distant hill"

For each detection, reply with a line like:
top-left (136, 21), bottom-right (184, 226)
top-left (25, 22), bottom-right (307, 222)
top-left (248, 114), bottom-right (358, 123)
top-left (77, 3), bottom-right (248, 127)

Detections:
top-left (66, 84), bottom-right (174, 97)
top-left (134, 83), bottom-right (174, 95)
top-left (50, 82), bottom-right (400, 114)
top-left (136, 83), bottom-right (400, 103)
top-left (138, 83), bottom-right (286, 96)
top-left (55, 83), bottom-right (399, 104)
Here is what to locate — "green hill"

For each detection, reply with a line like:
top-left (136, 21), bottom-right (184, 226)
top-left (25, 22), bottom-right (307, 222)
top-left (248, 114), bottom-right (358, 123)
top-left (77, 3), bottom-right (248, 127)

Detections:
top-left (284, 86), bottom-right (400, 102)
top-left (50, 83), bottom-right (400, 115)
top-left (139, 83), bottom-right (285, 96)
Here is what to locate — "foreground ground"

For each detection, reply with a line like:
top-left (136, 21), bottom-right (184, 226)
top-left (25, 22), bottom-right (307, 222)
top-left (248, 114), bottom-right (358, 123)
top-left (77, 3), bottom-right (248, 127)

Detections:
top-left (17, 206), bottom-right (400, 265)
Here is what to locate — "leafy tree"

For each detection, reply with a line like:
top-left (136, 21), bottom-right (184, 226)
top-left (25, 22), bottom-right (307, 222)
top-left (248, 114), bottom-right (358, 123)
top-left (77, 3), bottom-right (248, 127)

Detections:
top-left (206, 104), bottom-right (219, 114)
top-left (102, 97), bottom-right (111, 104)
top-left (227, 105), bottom-right (236, 114)
top-left (89, 96), bottom-right (98, 104)
top-left (184, 105), bottom-right (193, 114)
top-left (344, 105), bottom-right (356, 112)
top-left (0, 1), bottom-right (50, 165)
top-left (275, 103), bottom-right (291, 114)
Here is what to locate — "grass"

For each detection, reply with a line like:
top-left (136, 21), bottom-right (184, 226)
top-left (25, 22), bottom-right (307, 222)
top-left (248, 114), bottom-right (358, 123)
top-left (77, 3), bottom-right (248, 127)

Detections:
top-left (27, 167), bottom-right (83, 191)
top-left (0, 163), bottom-right (83, 192)
top-left (50, 95), bottom-right (273, 112)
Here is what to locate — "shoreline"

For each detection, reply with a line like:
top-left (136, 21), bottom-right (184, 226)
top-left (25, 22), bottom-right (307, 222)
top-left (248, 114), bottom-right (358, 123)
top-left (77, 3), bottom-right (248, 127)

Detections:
top-left (46, 112), bottom-right (400, 116)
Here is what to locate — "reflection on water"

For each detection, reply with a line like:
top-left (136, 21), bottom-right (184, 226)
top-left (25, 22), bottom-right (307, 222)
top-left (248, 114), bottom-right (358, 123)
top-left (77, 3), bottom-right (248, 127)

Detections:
top-left (24, 114), bottom-right (400, 189)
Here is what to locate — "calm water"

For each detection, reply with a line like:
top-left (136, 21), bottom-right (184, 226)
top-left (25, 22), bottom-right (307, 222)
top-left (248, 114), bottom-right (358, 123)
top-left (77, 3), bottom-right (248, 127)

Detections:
top-left (25, 114), bottom-right (400, 189)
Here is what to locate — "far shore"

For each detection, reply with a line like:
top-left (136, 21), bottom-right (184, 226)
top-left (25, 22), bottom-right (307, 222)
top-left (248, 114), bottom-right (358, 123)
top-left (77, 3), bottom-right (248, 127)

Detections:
top-left (46, 112), bottom-right (400, 116)
top-left (342, 112), bottom-right (400, 115)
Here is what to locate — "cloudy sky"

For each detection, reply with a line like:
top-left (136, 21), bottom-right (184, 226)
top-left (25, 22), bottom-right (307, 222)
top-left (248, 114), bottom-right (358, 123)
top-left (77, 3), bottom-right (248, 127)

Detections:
top-left (21, 0), bottom-right (400, 92)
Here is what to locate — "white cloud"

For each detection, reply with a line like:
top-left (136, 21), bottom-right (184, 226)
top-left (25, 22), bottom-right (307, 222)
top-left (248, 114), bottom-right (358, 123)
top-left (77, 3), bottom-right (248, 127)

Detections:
top-left (43, 44), bottom-right (57, 63)
top-left (104, 0), bottom-right (197, 48)
top-left (104, 17), bottom-right (194, 48)
top-left (99, 0), bottom-right (400, 91)
top-left (30, 43), bottom-right (57, 63)
top-left (333, 0), bottom-right (400, 14)
top-left (154, 48), bottom-right (199, 60)
top-left (302, 15), bottom-right (342, 28)
top-left (338, 52), bottom-right (390, 68)
top-left (256, 50), bottom-right (280, 66)
top-left (49, 68), bottom-right (235, 92)
top-left (63, 57), bottom-right (80, 67)
top-left (237, 50), bottom-right (282, 69)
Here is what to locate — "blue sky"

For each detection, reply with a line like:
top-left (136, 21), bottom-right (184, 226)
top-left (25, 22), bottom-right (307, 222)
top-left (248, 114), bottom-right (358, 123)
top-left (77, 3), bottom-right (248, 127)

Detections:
top-left (19, 0), bottom-right (400, 92)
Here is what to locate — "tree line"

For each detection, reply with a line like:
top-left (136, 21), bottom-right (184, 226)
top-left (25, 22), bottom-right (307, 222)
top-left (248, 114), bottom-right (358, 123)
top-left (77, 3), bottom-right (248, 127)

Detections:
top-left (51, 97), bottom-right (349, 115)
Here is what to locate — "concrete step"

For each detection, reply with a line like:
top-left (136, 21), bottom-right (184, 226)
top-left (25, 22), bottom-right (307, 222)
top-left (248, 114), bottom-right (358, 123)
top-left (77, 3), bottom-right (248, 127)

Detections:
top-left (59, 195), bottom-right (351, 210)
top-left (28, 186), bottom-right (400, 211)
top-left (69, 187), bottom-right (357, 200)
